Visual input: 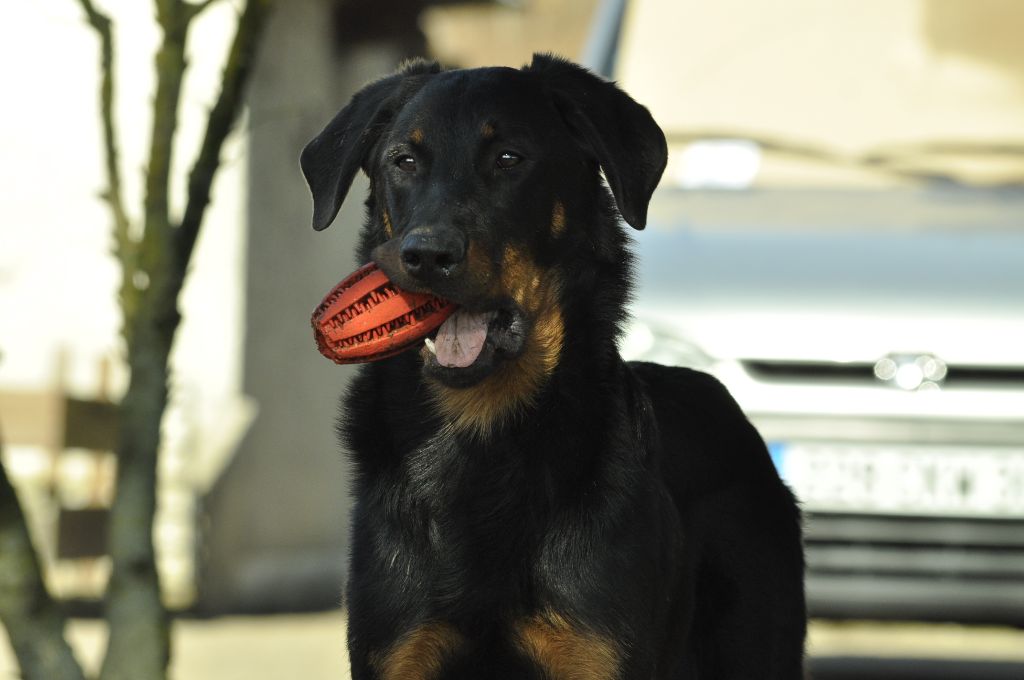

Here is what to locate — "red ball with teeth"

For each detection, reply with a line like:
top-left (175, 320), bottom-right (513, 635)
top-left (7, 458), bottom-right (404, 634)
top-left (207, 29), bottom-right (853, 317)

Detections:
top-left (312, 262), bottom-right (457, 364)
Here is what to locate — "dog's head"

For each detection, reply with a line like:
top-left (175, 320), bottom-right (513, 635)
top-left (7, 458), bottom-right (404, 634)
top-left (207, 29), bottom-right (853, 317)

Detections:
top-left (301, 54), bottom-right (666, 433)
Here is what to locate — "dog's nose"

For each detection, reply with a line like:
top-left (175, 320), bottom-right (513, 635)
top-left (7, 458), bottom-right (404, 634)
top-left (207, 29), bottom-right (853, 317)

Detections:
top-left (400, 227), bottom-right (466, 279)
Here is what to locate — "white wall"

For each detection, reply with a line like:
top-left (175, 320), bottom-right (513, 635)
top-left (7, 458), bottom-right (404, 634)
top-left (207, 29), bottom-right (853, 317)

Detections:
top-left (0, 1), bottom-right (249, 451)
top-left (0, 1), bottom-right (253, 605)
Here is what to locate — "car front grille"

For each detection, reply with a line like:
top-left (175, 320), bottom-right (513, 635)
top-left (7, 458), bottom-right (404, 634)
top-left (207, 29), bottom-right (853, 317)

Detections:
top-left (804, 512), bottom-right (1024, 623)
top-left (744, 360), bottom-right (1024, 387)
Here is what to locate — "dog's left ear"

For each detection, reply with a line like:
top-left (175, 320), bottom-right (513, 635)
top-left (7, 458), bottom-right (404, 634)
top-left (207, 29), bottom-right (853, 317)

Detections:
top-left (525, 53), bottom-right (667, 230)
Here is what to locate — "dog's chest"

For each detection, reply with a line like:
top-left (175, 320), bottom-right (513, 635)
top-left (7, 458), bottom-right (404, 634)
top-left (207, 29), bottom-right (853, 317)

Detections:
top-left (357, 436), bottom-right (638, 680)
top-left (410, 436), bottom-right (539, 542)
top-left (371, 436), bottom-right (552, 604)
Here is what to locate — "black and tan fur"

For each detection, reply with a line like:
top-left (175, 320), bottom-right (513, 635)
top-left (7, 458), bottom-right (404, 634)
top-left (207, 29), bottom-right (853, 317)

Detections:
top-left (301, 54), bottom-right (806, 679)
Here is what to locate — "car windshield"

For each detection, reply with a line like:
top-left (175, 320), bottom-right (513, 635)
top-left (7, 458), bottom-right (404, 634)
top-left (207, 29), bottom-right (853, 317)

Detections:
top-left (614, 0), bottom-right (1024, 191)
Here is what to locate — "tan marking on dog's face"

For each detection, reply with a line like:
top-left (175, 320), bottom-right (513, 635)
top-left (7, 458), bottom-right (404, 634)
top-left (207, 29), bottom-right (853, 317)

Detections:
top-left (371, 623), bottom-right (462, 680)
top-left (465, 239), bottom-right (497, 291)
top-left (551, 200), bottom-right (566, 238)
top-left (481, 122), bottom-right (496, 139)
top-left (500, 246), bottom-right (546, 312)
top-left (410, 128), bottom-right (424, 144)
top-left (382, 208), bottom-right (393, 238)
top-left (430, 246), bottom-right (563, 438)
top-left (517, 612), bottom-right (620, 680)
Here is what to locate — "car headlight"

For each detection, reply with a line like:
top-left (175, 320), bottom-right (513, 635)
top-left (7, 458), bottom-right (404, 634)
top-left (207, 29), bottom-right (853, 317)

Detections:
top-left (619, 319), bottom-right (715, 369)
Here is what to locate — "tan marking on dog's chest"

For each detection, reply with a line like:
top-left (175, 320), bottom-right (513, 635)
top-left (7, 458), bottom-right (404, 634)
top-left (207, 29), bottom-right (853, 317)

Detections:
top-left (517, 612), bottom-right (621, 680)
top-left (371, 623), bottom-right (463, 680)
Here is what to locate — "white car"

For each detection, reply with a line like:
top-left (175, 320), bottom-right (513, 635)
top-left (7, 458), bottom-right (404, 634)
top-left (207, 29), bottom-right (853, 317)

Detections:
top-left (622, 187), bottom-right (1024, 623)
top-left (595, 0), bottom-right (1024, 623)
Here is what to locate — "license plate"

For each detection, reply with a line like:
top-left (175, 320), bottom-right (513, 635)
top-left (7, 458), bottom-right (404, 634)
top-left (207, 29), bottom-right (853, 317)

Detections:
top-left (769, 442), bottom-right (1024, 518)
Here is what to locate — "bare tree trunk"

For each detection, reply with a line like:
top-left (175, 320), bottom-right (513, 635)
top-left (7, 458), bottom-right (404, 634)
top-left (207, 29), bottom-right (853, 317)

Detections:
top-left (68, 2), bottom-right (276, 679)
top-left (96, 2), bottom-right (190, 673)
top-left (0, 433), bottom-right (86, 680)
top-left (98, 321), bottom-right (175, 680)
top-left (1, 0), bottom-right (275, 673)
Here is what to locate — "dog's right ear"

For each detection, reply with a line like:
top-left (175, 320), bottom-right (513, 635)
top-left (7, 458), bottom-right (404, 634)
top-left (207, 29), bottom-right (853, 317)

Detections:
top-left (300, 60), bottom-right (440, 231)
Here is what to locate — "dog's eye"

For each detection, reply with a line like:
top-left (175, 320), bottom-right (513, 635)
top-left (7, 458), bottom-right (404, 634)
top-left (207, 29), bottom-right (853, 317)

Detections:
top-left (396, 155), bottom-right (417, 173)
top-left (496, 151), bottom-right (522, 169)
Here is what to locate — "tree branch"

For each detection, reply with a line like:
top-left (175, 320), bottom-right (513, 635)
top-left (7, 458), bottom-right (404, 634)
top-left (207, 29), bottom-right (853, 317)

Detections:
top-left (75, 0), bottom-right (140, 337)
top-left (138, 2), bottom-right (192, 293)
top-left (0, 433), bottom-right (86, 680)
top-left (64, 1), bottom-right (275, 677)
top-left (97, 3), bottom-right (274, 679)
top-left (183, 0), bottom-right (223, 22)
top-left (175, 0), bottom-right (275, 273)
top-left (96, 4), bottom-right (200, 679)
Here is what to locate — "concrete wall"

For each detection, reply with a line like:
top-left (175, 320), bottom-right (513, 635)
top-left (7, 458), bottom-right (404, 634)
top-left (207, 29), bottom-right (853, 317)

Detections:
top-left (617, 0), bottom-right (1024, 187)
top-left (421, 0), bottom-right (599, 68)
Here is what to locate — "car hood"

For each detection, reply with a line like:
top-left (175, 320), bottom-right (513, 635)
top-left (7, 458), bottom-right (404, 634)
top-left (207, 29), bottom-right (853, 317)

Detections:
top-left (628, 189), bottom-right (1024, 366)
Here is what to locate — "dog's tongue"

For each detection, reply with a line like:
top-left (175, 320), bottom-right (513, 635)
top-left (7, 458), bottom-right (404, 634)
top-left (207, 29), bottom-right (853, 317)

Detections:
top-left (434, 309), bottom-right (493, 368)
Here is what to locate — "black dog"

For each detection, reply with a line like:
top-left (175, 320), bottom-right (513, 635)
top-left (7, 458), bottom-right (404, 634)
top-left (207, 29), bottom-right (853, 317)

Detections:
top-left (301, 54), bottom-right (805, 679)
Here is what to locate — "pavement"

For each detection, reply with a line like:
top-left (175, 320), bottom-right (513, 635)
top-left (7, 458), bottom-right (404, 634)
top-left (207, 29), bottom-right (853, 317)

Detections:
top-left (0, 612), bottom-right (351, 680)
top-left (3, 614), bottom-right (1024, 679)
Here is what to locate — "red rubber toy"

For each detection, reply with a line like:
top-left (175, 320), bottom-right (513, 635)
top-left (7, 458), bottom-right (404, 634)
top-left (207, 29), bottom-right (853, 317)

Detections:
top-left (312, 262), bottom-right (457, 364)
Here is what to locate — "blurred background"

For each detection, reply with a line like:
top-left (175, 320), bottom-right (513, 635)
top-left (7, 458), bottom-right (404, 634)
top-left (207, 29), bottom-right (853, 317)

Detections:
top-left (1, 0), bottom-right (1022, 678)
